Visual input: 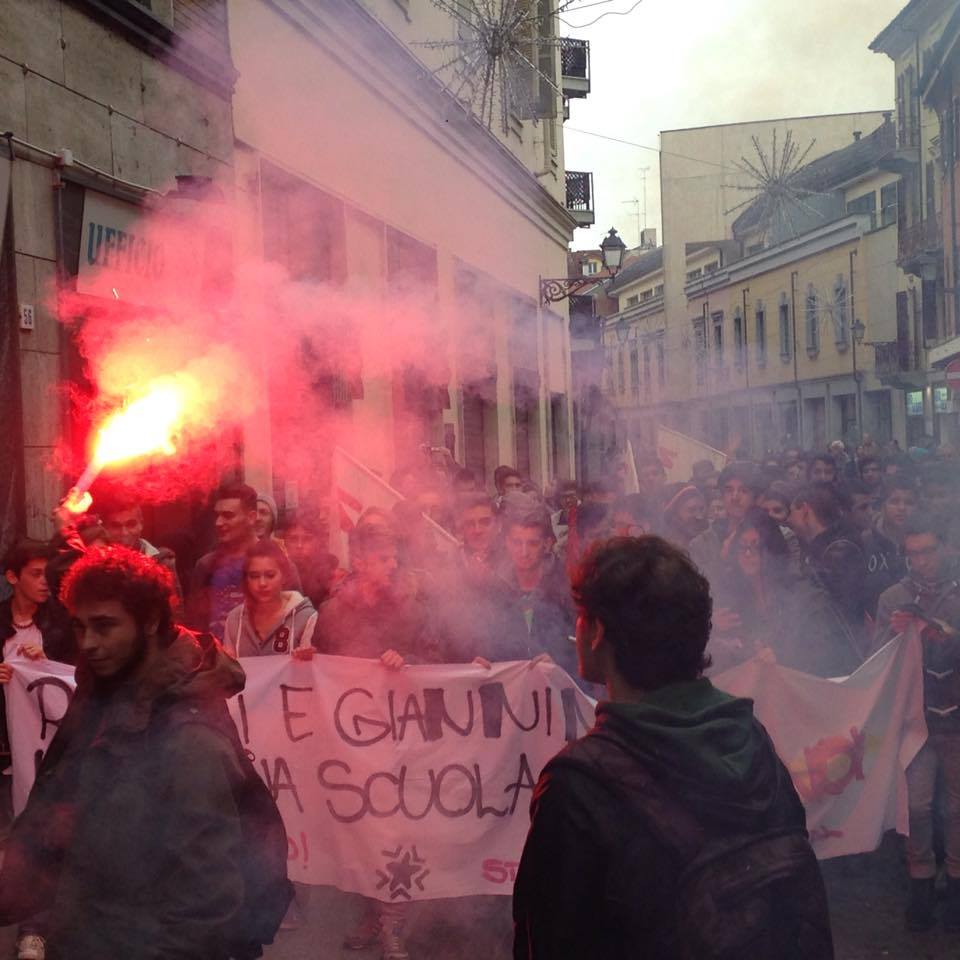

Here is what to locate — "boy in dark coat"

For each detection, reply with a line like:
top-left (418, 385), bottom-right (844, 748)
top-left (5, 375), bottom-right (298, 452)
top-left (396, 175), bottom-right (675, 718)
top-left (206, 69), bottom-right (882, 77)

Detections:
top-left (513, 536), bottom-right (833, 959)
top-left (0, 546), bottom-right (282, 960)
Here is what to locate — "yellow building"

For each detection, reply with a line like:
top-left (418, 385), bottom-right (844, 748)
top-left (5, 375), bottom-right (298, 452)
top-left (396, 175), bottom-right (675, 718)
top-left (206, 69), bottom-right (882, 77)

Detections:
top-left (227, 0), bottom-right (588, 501)
top-left (604, 118), bottom-right (916, 453)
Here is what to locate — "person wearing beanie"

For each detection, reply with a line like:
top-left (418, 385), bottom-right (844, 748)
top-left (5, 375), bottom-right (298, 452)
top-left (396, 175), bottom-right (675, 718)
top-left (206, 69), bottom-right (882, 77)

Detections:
top-left (255, 493), bottom-right (280, 541)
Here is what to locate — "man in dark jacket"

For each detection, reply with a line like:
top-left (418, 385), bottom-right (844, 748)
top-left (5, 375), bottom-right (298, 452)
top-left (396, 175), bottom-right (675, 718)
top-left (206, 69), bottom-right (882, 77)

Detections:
top-left (0, 546), bottom-right (282, 960)
top-left (862, 476), bottom-right (918, 618)
top-left (500, 502), bottom-right (578, 679)
top-left (874, 515), bottom-right (960, 931)
top-left (434, 493), bottom-right (529, 663)
top-left (513, 536), bottom-right (833, 959)
top-left (789, 483), bottom-right (867, 640)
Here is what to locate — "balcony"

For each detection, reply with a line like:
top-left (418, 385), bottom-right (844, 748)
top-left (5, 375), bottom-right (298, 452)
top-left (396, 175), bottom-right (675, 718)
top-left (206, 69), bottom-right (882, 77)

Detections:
top-left (874, 339), bottom-right (925, 389)
top-left (560, 38), bottom-right (590, 99)
top-left (898, 213), bottom-right (943, 276)
top-left (565, 171), bottom-right (595, 227)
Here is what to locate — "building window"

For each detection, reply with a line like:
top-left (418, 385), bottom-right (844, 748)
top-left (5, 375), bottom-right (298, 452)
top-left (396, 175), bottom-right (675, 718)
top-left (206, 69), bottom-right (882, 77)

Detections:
top-left (686, 268), bottom-right (703, 282)
top-left (640, 289), bottom-right (653, 302)
top-left (704, 261), bottom-right (720, 274)
top-left (833, 276), bottom-right (849, 349)
top-left (617, 348), bottom-right (626, 395)
top-left (733, 307), bottom-right (744, 367)
top-left (935, 386), bottom-right (950, 414)
top-left (846, 192), bottom-right (876, 230)
top-left (654, 283), bottom-right (664, 297)
top-left (629, 348), bottom-right (640, 398)
top-left (642, 343), bottom-right (652, 399)
top-left (712, 311), bottom-right (724, 358)
top-left (693, 319), bottom-right (707, 386)
top-left (755, 302), bottom-right (766, 365)
top-left (656, 335), bottom-right (666, 388)
top-left (906, 390), bottom-right (923, 417)
top-left (881, 183), bottom-right (898, 227)
top-left (805, 286), bottom-right (820, 356)
top-left (626, 294), bottom-right (639, 306)
top-left (581, 260), bottom-right (599, 276)
top-left (779, 294), bottom-right (792, 361)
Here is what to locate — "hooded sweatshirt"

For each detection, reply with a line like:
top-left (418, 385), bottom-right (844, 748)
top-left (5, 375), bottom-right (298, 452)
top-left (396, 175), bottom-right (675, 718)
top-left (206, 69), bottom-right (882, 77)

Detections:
top-left (513, 679), bottom-right (832, 960)
top-left (223, 590), bottom-right (317, 658)
top-left (0, 628), bottom-right (255, 959)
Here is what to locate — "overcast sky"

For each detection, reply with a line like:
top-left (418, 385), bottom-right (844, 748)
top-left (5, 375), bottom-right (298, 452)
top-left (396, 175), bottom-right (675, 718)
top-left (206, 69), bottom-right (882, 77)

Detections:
top-left (561, 0), bottom-right (907, 251)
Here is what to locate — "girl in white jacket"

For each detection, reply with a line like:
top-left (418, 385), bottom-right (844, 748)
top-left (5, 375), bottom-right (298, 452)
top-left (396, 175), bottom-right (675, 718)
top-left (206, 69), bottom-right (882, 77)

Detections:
top-left (223, 540), bottom-right (317, 659)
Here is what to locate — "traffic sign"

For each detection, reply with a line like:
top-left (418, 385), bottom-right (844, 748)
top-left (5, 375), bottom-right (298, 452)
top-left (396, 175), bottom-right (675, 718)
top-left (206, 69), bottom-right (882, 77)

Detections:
top-left (947, 358), bottom-right (960, 388)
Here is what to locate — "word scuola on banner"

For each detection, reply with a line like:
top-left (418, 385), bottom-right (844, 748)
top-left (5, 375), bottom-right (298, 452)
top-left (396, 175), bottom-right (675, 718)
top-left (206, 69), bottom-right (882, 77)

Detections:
top-left (5, 655), bottom-right (595, 901)
top-left (5, 637), bottom-right (927, 899)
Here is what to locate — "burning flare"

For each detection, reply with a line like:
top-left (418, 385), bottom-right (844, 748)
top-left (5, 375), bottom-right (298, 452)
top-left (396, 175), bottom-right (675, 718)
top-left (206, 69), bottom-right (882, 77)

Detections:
top-left (63, 378), bottom-right (190, 514)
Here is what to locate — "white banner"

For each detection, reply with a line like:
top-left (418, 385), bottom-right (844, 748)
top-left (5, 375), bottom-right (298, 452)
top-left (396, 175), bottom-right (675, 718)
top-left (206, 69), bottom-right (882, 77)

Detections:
top-left (4, 637), bottom-right (927, 900)
top-left (714, 635), bottom-right (927, 859)
top-left (5, 656), bottom-right (595, 901)
top-left (656, 425), bottom-right (727, 483)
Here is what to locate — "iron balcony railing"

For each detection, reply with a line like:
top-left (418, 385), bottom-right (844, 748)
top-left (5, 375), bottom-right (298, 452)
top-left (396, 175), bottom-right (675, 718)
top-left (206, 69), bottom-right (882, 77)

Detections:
top-left (565, 171), bottom-right (594, 226)
top-left (874, 340), bottom-right (913, 374)
top-left (560, 38), bottom-right (590, 98)
top-left (898, 213), bottom-right (943, 264)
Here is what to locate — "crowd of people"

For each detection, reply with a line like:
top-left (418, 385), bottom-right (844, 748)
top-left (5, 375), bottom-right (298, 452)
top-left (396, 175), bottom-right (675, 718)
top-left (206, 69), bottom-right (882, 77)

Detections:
top-left (0, 432), bottom-right (958, 955)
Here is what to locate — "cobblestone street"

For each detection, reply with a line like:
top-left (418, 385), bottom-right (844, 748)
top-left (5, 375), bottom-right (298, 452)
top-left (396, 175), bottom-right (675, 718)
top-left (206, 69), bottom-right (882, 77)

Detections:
top-left (259, 834), bottom-right (960, 960)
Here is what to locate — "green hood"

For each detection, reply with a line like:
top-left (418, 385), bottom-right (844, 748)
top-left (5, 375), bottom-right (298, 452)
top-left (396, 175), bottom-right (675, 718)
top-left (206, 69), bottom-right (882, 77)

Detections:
top-left (594, 678), bottom-right (787, 823)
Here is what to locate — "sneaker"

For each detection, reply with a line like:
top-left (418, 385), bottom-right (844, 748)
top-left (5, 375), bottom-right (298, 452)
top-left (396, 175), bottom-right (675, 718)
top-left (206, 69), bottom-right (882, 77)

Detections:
top-left (945, 877), bottom-right (960, 932)
top-left (905, 877), bottom-right (936, 932)
top-left (380, 918), bottom-right (410, 960)
top-left (16, 935), bottom-right (45, 960)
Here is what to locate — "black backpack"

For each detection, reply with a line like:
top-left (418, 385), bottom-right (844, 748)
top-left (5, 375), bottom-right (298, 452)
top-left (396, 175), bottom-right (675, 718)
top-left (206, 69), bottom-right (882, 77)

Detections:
top-left (571, 731), bottom-right (834, 960)
top-left (165, 702), bottom-right (294, 960)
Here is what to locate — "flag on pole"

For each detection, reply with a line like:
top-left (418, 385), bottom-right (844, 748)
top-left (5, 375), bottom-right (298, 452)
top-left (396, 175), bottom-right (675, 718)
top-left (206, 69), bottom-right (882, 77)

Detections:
top-left (656, 426), bottom-right (727, 483)
top-left (332, 447), bottom-right (458, 564)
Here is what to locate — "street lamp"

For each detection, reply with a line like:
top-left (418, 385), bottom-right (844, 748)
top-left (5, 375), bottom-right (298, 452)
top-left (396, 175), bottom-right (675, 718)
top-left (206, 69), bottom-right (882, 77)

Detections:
top-left (614, 316), bottom-right (630, 344)
top-left (540, 227), bottom-right (627, 304)
top-left (599, 227), bottom-right (627, 274)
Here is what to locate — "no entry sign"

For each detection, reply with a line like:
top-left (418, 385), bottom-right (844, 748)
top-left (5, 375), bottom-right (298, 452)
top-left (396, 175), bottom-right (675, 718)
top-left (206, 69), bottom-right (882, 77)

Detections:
top-left (947, 358), bottom-right (960, 389)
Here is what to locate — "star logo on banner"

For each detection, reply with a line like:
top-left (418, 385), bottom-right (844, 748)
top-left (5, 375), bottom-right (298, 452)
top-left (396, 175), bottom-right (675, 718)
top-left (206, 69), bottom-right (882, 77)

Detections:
top-left (375, 845), bottom-right (430, 900)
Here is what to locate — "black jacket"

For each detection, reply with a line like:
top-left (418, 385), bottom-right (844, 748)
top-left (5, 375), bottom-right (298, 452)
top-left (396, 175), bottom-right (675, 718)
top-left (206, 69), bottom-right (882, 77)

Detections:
top-left (804, 522), bottom-right (867, 631)
top-left (0, 630), bottom-right (251, 959)
top-left (513, 680), bottom-right (833, 959)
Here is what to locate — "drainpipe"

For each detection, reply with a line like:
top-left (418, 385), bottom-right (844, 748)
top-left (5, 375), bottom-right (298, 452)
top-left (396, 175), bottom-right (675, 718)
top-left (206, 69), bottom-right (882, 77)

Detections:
top-left (948, 81), bottom-right (960, 337)
top-left (850, 249), bottom-right (863, 442)
top-left (791, 271), bottom-right (803, 446)
top-left (742, 286), bottom-right (753, 453)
